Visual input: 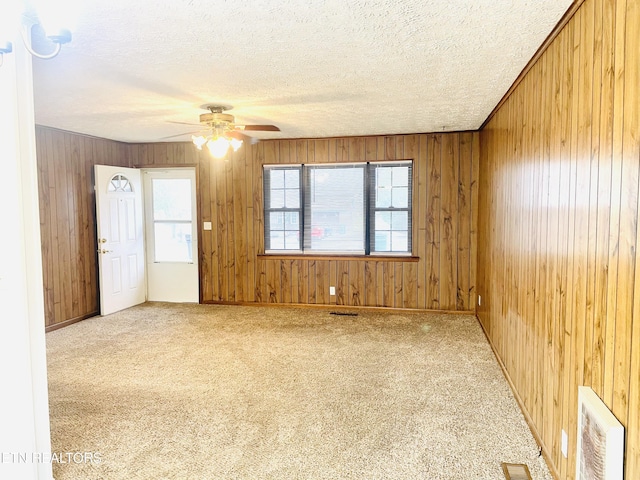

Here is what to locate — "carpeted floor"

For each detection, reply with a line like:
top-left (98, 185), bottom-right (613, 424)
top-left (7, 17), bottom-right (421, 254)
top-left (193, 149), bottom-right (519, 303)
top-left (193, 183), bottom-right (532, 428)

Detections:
top-left (46, 303), bottom-right (552, 480)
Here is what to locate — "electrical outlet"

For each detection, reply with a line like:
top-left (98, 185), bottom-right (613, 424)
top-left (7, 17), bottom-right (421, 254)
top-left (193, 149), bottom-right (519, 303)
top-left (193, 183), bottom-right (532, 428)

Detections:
top-left (478, 295), bottom-right (482, 306)
top-left (561, 429), bottom-right (568, 458)
top-left (330, 286), bottom-right (336, 296)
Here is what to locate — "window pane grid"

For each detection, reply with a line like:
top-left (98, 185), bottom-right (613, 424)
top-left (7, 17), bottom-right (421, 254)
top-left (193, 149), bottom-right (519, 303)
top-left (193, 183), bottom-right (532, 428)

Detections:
top-left (264, 167), bottom-right (303, 251)
top-left (370, 162), bottom-right (412, 253)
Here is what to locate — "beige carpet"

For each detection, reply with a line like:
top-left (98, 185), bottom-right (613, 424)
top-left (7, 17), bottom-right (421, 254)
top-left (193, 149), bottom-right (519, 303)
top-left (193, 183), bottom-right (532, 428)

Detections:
top-left (46, 303), bottom-right (552, 480)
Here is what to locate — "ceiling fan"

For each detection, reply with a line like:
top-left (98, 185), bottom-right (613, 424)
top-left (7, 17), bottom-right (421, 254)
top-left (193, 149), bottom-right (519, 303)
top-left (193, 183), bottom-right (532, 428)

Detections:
top-left (166, 104), bottom-right (280, 158)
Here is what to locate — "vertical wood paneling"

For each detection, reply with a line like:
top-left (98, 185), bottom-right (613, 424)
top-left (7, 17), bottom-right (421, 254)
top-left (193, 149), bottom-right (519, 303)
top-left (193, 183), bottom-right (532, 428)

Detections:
top-left (394, 262), bottom-right (403, 307)
top-left (233, 149), bottom-right (246, 302)
top-left (364, 261), bottom-right (376, 306)
top-left (36, 127), bottom-right (130, 329)
top-left (375, 262), bottom-right (384, 306)
top-left (427, 135), bottom-right (442, 309)
top-left (383, 262), bottom-right (394, 306)
top-left (308, 260), bottom-right (316, 303)
top-left (200, 144), bottom-right (213, 302)
top-left (224, 154), bottom-right (236, 302)
top-left (299, 259), bottom-right (309, 304)
top-left (440, 134), bottom-right (458, 309)
top-left (36, 129), bottom-right (54, 323)
top-left (477, 1), bottom-right (640, 478)
top-left (38, 128), bottom-right (478, 328)
top-left (349, 260), bottom-right (363, 306)
top-left (469, 133), bottom-right (480, 311)
top-left (317, 260), bottom-right (329, 304)
top-left (457, 132), bottom-right (472, 310)
top-left (134, 132), bottom-right (476, 311)
top-left (416, 135), bottom-right (428, 309)
top-left (253, 143), bottom-right (265, 303)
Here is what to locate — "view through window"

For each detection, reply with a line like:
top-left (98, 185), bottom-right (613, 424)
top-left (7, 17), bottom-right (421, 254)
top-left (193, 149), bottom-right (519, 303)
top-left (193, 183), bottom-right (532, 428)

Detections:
top-left (151, 178), bottom-right (194, 262)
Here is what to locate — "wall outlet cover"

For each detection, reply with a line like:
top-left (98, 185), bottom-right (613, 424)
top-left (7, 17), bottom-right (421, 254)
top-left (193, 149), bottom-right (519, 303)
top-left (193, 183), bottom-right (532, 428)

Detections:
top-left (329, 286), bottom-right (336, 296)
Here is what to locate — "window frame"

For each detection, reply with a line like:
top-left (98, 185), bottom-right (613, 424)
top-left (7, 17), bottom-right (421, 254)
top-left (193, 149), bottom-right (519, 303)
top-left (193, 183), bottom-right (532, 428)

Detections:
top-left (263, 161), bottom-right (413, 256)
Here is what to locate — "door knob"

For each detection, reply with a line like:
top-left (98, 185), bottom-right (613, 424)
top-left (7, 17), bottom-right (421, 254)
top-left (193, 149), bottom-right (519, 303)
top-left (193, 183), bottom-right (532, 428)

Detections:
top-left (99, 238), bottom-right (107, 243)
top-left (97, 249), bottom-right (112, 254)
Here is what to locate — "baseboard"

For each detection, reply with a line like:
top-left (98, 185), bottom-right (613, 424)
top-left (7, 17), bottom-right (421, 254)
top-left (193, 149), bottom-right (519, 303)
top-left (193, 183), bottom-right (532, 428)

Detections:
top-left (45, 312), bottom-right (98, 333)
top-left (474, 314), bottom-right (560, 480)
top-left (202, 300), bottom-right (474, 316)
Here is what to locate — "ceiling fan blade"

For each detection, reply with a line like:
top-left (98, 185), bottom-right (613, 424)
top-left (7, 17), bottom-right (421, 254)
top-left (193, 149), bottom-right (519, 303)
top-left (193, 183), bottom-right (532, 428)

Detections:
top-left (226, 130), bottom-right (257, 144)
top-left (167, 120), bottom-right (202, 126)
top-left (238, 125), bottom-right (280, 132)
top-left (158, 130), bottom-right (201, 140)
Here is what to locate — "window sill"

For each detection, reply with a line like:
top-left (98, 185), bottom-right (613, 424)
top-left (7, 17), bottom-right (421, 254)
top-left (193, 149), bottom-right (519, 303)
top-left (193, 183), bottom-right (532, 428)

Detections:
top-left (258, 254), bottom-right (419, 262)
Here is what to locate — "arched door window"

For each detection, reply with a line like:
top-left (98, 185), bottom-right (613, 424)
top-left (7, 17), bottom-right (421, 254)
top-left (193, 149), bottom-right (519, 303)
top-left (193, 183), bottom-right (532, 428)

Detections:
top-left (107, 174), bottom-right (133, 192)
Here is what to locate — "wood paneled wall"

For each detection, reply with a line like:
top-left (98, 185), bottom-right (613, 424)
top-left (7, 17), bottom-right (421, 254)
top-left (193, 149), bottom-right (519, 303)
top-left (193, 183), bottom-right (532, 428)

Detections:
top-left (131, 131), bottom-right (479, 310)
top-left (36, 127), bottom-right (478, 328)
top-left (36, 127), bottom-right (130, 329)
top-left (477, 0), bottom-right (639, 478)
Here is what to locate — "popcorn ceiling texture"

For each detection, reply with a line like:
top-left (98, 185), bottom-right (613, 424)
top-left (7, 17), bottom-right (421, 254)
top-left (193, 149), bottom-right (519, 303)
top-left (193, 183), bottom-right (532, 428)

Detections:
top-left (32, 0), bottom-right (572, 143)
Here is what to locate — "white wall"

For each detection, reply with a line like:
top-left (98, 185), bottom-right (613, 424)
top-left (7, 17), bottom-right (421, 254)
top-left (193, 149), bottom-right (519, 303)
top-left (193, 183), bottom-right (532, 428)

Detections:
top-left (0, 29), bottom-right (53, 480)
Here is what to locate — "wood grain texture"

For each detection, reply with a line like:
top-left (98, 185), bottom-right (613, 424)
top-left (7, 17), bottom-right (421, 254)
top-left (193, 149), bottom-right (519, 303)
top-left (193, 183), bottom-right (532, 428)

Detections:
top-left (36, 133), bottom-right (477, 318)
top-left (477, 0), bottom-right (639, 478)
top-left (36, 127), bottom-right (130, 329)
top-left (128, 132), bottom-right (478, 311)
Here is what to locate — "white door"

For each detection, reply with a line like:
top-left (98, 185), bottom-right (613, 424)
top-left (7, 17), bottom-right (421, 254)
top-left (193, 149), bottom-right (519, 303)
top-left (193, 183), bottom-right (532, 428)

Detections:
top-left (143, 168), bottom-right (199, 302)
top-left (95, 165), bottom-right (146, 315)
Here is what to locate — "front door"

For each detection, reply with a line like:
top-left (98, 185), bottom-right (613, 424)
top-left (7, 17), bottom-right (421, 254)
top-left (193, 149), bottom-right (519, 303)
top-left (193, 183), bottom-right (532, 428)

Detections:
top-left (94, 165), bottom-right (146, 315)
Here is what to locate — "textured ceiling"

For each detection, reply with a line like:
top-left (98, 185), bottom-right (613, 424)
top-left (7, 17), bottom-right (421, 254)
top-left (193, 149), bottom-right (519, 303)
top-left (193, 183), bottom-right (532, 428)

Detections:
top-left (31, 0), bottom-right (572, 143)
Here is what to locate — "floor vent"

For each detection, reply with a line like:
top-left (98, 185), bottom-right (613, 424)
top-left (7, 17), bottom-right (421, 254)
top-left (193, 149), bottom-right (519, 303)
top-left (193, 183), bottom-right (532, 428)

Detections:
top-left (501, 463), bottom-right (532, 480)
top-left (329, 311), bottom-right (358, 316)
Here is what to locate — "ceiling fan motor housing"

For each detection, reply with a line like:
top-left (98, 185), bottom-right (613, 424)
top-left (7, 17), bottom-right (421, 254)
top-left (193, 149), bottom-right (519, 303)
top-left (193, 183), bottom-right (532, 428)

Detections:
top-left (200, 112), bottom-right (235, 126)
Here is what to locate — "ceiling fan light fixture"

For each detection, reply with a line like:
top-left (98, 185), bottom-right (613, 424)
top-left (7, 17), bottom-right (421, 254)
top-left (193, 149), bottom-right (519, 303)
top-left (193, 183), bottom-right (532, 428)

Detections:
top-left (185, 104), bottom-right (278, 158)
top-left (193, 131), bottom-right (238, 158)
top-left (206, 136), bottom-right (230, 159)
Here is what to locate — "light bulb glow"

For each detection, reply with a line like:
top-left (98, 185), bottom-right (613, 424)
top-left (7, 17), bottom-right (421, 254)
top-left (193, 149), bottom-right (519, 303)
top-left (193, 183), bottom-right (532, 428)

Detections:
top-left (207, 137), bottom-right (230, 158)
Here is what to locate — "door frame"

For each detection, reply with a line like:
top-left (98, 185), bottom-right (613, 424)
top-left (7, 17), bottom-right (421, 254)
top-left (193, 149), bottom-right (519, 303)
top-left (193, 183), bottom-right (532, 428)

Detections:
top-left (139, 164), bottom-right (202, 303)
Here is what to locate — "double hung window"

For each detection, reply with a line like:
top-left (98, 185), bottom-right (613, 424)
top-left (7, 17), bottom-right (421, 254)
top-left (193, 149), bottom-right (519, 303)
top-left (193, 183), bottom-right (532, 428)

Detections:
top-left (264, 161), bottom-right (412, 255)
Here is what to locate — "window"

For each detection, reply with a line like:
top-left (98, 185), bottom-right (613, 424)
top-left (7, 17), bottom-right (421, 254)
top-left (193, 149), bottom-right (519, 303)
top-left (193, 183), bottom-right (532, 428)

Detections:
top-left (370, 163), bottom-right (411, 252)
top-left (264, 167), bottom-right (302, 251)
top-left (264, 161), bottom-right (412, 255)
top-left (151, 178), bottom-right (194, 262)
top-left (107, 174), bottom-right (133, 192)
